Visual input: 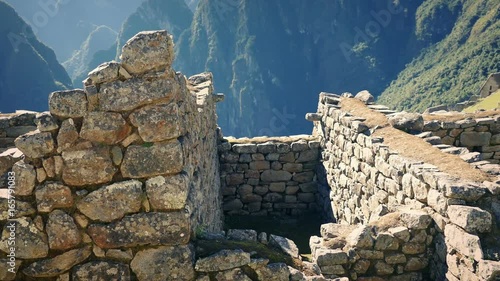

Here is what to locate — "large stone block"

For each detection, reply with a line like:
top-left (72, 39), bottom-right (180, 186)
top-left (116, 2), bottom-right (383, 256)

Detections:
top-left (62, 147), bottom-right (117, 186)
top-left (57, 119), bottom-right (79, 151)
top-left (35, 182), bottom-right (73, 213)
top-left (441, 179), bottom-right (487, 201)
top-left (314, 248), bottom-right (348, 266)
top-left (131, 245), bottom-right (195, 281)
top-left (98, 77), bottom-right (180, 112)
top-left (146, 174), bottom-right (188, 210)
top-left (77, 180), bottom-right (143, 222)
top-left (0, 217), bottom-right (49, 259)
top-left (11, 161), bottom-right (36, 196)
top-left (87, 61), bottom-right (120, 84)
top-left (23, 246), bottom-right (91, 278)
top-left (80, 112), bottom-right (131, 144)
top-left (460, 132), bottom-right (491, 146)
top-left (121, 140), bottom-right (183, 178)
top-left (49, 90), bottom-right (88, 118)
top-left (261, 170), bottom-right (292, 182)
top-left (46, 210), bottom-right (81, 250)
top-left (14, 130), bottom-right (55, 158)
top-left (88, 212), bottom-right (189, 248)
top-left (129, 103), bottom-right (183, 142)
top-left (120, 30), bottom-right (174, 75)
top-left (72, 261), bottom-right (130, 281)
top-left (195, 249), bottom-right (251, 272)
top-left (447, 205), bottom-right (492, 233)
top-left (445, 224), bottom-right (483, 260)
top-left (35, 112), bottom-right (58, 132)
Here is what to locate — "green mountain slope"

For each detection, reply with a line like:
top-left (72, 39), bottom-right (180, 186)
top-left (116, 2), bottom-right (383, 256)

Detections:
top-left (0, 1), bottom-right (72, 113)
top-left (378, 0), bottom-right (500, 112)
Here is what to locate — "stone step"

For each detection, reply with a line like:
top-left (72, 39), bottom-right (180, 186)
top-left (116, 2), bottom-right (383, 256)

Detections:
top-left (423, 136), bottom-right (442, 145)
top-left (416, 132), bottom-right (433, 138)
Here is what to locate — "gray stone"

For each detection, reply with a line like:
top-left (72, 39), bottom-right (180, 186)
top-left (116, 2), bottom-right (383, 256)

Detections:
top-left (80, 112), bottom-right (131, 144)
top-left (121, 140), bottom-right (183, 178)
top-left (35, 182), bottom-right (74, 213)
top-left (346, 225), bottom-right (373, 249)
top-left (88, 212), bottom-right (189, 248)
top-left (0, 217), bottom-right (49, 259)
top-left (315, 248), bottom-right (348, 265)
top-left (445, 224), bottom-right (483, 261)
top-left (255, 263), bottom-right (290, 281)
top-left (0, 198), bottom-right (35, 220)
top-left (62, 147), bottom-right (117, 186)
top-left (57, 119), bottom-right (79, 151)
top-left (227, 229), bottom-right (258, 241)
top-left (374, 232), bottom-right (399, 250)
top-left (131, 245), bottom-right (195, 281)
top-left (215, 268), bottom-right (252, 281)
top-left (195, 249), bottom-right (251, 272)
top-left (14, 130), bottom-right (55, 158)
top-left (120, 30), bottom-right (174, 74)
top-left (0, 148), bottom-right (23, 175)
top-left (0, 258), bottom-right (21, 280)
top-left (447, 205), bottom-right (492, 233)
top-left (388, 112), bottom-right (424, 132)
top-left (400, 210), bottom-right (432, 230)
top-left (261, 170), bottom-right (292, 182)
top-left (87, 61), bottom-right (120, 84)
top-left (460, 132), bottom-right (492, 146)
top-left (374, 261), bottom-right (394, 275)
top-left (11, 161), bottom-right (36, 196)
top-left (388, 226), bottom-right (410, 242)
top-left (146, 174), bottom-right (188, 211)
top-left (232, 144), bottom-right (258, 154)
top-left (441, 179), bottom-right (487, 201)
top-left (355, 90), bottom-right (374, 104)
top-left (35, 112), bottom-right (58, 131)
top-left (72, 261), bottom-right (130, 281)
top-left (77, 180), bottom-right (143, 222)
top-left (23, 246), bottom-right (91, 278)
top-left (6, 126), bottom-right (37, 137)
top-left (46, 210), bottom-right (81, 250)
top-left (49, 90), bottom-right (88, 118)
top-left (269, 234), bottom-right (300, 258)
top-left (130, 103), bottom-right (183, 142)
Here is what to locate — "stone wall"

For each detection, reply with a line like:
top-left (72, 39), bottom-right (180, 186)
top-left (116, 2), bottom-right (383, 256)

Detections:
top-left (0, 30), bottom-right (223, 280)
top-left (218, 136), bottom-right (320, 216)
top-left (0, 111), bottom-right (37, 149)
top-left (421, 115), bottom-right (500, 163)
top-left (308, 92), bottom-right (500, 280)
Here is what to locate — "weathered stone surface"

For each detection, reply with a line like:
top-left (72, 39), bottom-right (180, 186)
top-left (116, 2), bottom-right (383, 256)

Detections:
top-left (447, 205), bottom-right (492, 233)
top-left (99, 76), bottom-right (180, 112)
top-left (223, 199), bottom-right (243, 211)
top-left (404, 257), bottom-right (428, 271)
top-left (0, 198), bottom-right (35, 220)
top-left (388, 112), bottom-right (424, 132)
top-left (62, 147), bottom-right (117, 186)
top-left (14, 130), bottom-right (55, 158)
top-left (131, 245), bottom-right (195, 281)
top-left (0, 217), bottom-right (49, 258)
top-left (23, 246), bottom-right (91, 277)
top-left (255, 263), bottom-right (290, 281)
top-left (261, 170), bottom-right (292, 182)
top-left (57, 119), bottom-right (79, 151)
top-left (0, 258), bottom-right (21, 280)
top-left (427, 189), bottom-right (447, 214)
top-left (35, 182), bottom-right (73, 213)
top-left (385, 253), bottom-right (406, 264)
top-left (80, 112), bottom-right (131, 144)
top-left (6, 126), bottom-right (37, 137)
top-left (346, 225), bottom-right (373, 249)
top-left (121, 140), bottom-right (183, 178)
top-left (146, 174), bottom-right (188, 210)
top-left (315, 248), bottom-right (348, 265)
top-left (77, 180), bottom-right (142, 222)
top-left (445, 224), bottom-right (483, 260)
top-left (227, 229), bottom-right (257, 241)
top-left (478, 260), bottom-right (500, 281)
top-left (269, 234), bottom-right (299, 258)
top-left (72, 261), bottom-right (130, 281)
top-left (46, 210), bottom-right (81, 250)
top-left (129, 103), bottom-right (183, 142)
top-left (388, 227), bottom-right (410, 242)
top-left (35, 112), bottom-right (58, 132)
top-left (88, 212), bottom-right (189, 248)
top-left (375, 232), bottom-right (399, 250)
top-left (216, 268), bottom-right (252, 281)
top-left (120, 30), bottom-right (174, 74)
top-left (0, 148), bottom-right (23, 175)
top-left (460, 132), bottom-right (491, 146)
top-left (442, 180), bottom-right (487, 201)
top-left (195, 249), bottom-right (251, 272)
top-left (400, 210), bottom-right (432, 230)
top-left (49, 90), bottom-right (88, 118)
top-left (87, 61), bottom-right (120, 84)
top-left (11, 161), bottom-right (36, 196)
top-left (355, 90), bottom-right (374, 104)
top-left (374, 261), bottom-right (394, 275)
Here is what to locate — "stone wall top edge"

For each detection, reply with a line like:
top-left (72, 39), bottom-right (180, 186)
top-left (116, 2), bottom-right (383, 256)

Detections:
top-left (224, 134), bottom-right (318, 144)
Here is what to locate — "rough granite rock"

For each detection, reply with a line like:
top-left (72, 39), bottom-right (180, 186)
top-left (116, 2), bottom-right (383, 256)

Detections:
top-left (72, 261), bottom-right (130, 281)
top-left (22, 246), bottom-right (91, 278)
top-left (346, 225), bottom-right (373, 249)
top-left (447, 205), bottom-right (492, 233)
top-left (61, 147), bottom-right (117, 186)
top-left (11, 161), bottom-right (36, 196)
top-left (120, 30), bottom-right (174, 75)
top-left (121, 140), bottom-right (183, 178)
top-left (35, 112), bottom-right (58, 132)
top-left (88, 212), bottom-right (190, 248)
top-left (49, 90), bottom-right (88, 118)
top-left (131, 245), bottom-right (195, 281)
top-left (445, 224), bottom-right (483, 261)
top-left (388, 112), bottom-right (424, 133)
top-left (269, 234), bottom-right (300, 258)
top-left (145, 174), bottom-right (188, 210)
top-left (261, 170), bottom-right (293, 182)
top-left (226, 229), bottom-right (258, 241)
top-left (0, 217), bottom-right (49, 259)
top-left (129, 103), bottom-right (183, 142)
top-left (195, 249), bottom-right (251, 272)
top-left (46, 210), bottom-right (81, 250)
top-left (35, 182), bottom-right (73, 213)
top-left (87, 61), bottom-right (120, 85)
top-left (0, 198), bottom-right (35, 220)
top-left (255, 263), bottom-right (291, 281)
top-left (14, 130), bottom-right (55, 158)
top-left (98, 76), bottom-right (180, 112)
top-left (215, 268), bottom-right (253, 281)
top-left (0, 148), bottom-right (23, 175)
top-left (80, 112), bottom-right (131, 144)
top-left (57, 119), bottom-right (79, 152)
top-left (0, 258), bottom-right (21, 280)
top-left (77, 180), bottom-right (143, 222)
top-left (355, 90), bottom-right (374, 104)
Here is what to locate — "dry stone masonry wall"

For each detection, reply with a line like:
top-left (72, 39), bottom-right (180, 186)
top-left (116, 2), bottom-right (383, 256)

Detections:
top-left (0, 30), bottom-right (224, 280)
top-left (308, 92), bottom-right (500, 280)
top-left (218, 136), bottom-right (320, 216)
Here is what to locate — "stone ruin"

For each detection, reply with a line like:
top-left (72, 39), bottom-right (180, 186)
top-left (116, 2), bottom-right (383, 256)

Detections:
top-left (0, 30), bottom-right (500, 280)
